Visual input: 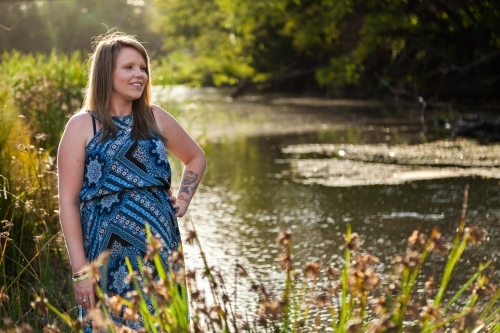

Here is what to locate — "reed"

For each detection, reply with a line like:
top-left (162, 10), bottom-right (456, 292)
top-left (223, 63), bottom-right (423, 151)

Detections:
top-left (0, 52), bottom-right (76, 330)
top-left (3, 185), bottom-right (496, 332)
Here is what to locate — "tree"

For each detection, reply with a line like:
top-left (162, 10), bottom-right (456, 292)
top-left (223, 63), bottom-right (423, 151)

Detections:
top-left (152, 0), bottom-right (500, 101)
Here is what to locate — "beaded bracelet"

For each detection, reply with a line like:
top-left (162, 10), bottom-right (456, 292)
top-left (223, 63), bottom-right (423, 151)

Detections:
top-left (72, 269), bottom-right (88, 278)
top-left (72, 273), bottom-right (90, 283)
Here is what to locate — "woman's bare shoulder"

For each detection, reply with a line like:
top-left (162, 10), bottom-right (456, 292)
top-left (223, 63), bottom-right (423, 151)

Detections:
top-left (61, 111), bottom-right (95, 144)
top-left (67, 110), bottom-right (93, 125)
top-left (151, 104), bottom-right (179, 127)
top-left (151, 104), bottom-right (172, 119)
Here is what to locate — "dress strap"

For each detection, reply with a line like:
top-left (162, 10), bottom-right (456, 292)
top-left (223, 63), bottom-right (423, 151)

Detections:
top-left (91, 115), bottom-right (97, 136)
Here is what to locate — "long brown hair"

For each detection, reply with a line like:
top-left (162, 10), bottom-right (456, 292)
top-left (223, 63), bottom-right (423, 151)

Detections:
top-left (83, 32), bottom-right (164, 141)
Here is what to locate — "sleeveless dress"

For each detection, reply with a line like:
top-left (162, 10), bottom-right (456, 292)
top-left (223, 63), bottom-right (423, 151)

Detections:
top-left (78, 113), bottom-right (181, 331)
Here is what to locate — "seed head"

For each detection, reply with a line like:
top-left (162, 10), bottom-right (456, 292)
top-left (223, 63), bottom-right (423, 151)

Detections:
top-left (276, 230), bottom-right (292, 247)
top-left (327, 266), bottom-right (338, 280)
top-left (31, 294), bottom-right (48, 316)
top-left (424, 276), bottom-right (435, 295)
top-left (17, 144), bottom-right (27, 152)
top-left (393, 250), bottom-right (421, 274)
top-left (341, 232), bottom-right (361, 252)
top-left (467, 225), bottom-right (487, 246)
top-left (107, 295), bottom-right (123, 316)
top-left (186, 230), bottom-right (198, 245)
top-left (419, 299), bottom-right (441, 322)
top-left (186, 269), bottom-right (197, 281)
top-left (125, 290), bottom-right (141, 304)
top-left (315, 293), bottom-right (330, 307)
top-left (124, 271), bottom-right (142, 285)
top-left (145, 235), bottom-right (164, 261)
top-left (278, 253), bottom-right (293, 271)
top-left (123, 307), bottom-right (139, 322)
top-left (258, 299), bottom-right (285, 320)
top-left (190, 290), bottom-right (201, 301)
top-left (20, 323), bottom-right (35, 333)
top-left (408, 230), bottom-right (426, 249)
top-left (303, 262), bottom-right (320, 279)
top-left (42, 321), bottom-right (61, 333)
top-left (1, 220), bottom-right (13, 228)
top-left (236, 263), bottom-right (248, 277)
top-left (185, 229), bottom-right (197, 245)
top-left (88, 250), bottom-right (110, 282)
top-left (470, 281), bottom-right (496, 297)
top-left (3, 317), bottom-right (13, 328)
top-left (429, 229), bottom-right (448, 255)
top-left (0, 286), bottom-right (9, 304)
top-left (154, 279), bottom-right (172, 306)
top-left (169, 251), bottom-right (184, 266)
top-left (35, 133), bottom-right (48, 141)
top-left (371, 296), bottom-right (386, 315)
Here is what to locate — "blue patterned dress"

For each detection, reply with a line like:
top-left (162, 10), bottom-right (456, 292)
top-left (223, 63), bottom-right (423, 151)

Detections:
top-left (78, 113), bottom-right (181, 331)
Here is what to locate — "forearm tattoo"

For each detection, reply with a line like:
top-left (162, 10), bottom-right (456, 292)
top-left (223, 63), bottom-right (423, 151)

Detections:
top-left (179, 170), bottom-right (199, 196)
top-left (178, 194), bottom-right (189, 203)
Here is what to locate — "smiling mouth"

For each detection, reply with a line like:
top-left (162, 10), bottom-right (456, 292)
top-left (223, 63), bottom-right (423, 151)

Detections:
top-left (131, 83), bottom-right (143, 87)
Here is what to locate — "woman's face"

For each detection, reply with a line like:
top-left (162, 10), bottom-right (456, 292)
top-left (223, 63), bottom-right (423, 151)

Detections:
top-left (111, 46), bottom-right (148, 104)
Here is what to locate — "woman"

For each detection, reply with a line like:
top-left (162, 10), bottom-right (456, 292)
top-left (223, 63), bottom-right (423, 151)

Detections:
top-left (57, 32), bottom-right (206, 331)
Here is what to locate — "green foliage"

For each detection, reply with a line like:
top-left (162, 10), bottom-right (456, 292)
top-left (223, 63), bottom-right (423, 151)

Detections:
top-left (0, 51), bottom-right (87, 148)
top-left (2, 0), bottom-right (499, 99)
top-left (152, 0), bottom-right (500, 99)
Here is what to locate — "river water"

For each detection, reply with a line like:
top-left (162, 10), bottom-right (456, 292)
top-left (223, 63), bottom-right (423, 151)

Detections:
top-left (156, 87), bottom-right (500, 315)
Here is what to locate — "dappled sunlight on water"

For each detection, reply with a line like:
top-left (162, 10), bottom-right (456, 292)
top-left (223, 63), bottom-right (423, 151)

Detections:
top-left (165, 90), bottom-right (500, 310)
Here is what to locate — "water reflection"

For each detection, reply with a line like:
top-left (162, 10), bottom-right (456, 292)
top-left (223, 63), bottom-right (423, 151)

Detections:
top-left (168, 93), bottom-right (500, 309)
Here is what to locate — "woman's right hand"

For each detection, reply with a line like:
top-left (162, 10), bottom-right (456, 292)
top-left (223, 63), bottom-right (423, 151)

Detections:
top-left (168, 189), bottom-right (181, 216)
top-left (74, 278), bottom-right (96, 309)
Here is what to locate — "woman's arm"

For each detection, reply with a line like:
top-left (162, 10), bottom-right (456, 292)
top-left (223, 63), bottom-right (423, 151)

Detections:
top-left (152, 105), bottom-right (206, 217)
top-left (57, 112), bottom-right (96, 308)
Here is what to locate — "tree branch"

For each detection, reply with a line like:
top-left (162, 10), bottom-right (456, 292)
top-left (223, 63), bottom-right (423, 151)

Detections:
top-left (0, 23), bottom-right (12, 31)
top-left (374, 73), bottom-right (427, 135)
top-left (440, 49), bottom-right (500, 73)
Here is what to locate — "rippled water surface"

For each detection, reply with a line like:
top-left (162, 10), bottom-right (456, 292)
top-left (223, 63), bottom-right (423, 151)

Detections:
top-left (161, 89), bottom-right (500, 305)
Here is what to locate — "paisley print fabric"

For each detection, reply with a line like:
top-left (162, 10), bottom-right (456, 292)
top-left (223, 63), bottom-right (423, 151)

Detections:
top-left (78, 113), bottom-right (181, 331)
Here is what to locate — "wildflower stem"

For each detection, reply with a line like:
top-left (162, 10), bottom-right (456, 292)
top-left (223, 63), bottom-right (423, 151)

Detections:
top-left (5, 230), bottom-right (59, 291)
top-left (293, 279), bottom-right (307, 332)
top-left (94, 285), bottom-right (117, 333)
top-left (125, 257), bottom-right (159, 333)
top-left (337, 224), bottom-right (351, 333)
top-left (433, 231), bottom-right (469, 306)
top-left (44, 301), bottom-right (84, 333)
top-left (282, 241), bottom-right (292, 331)
top-left (444, 260), bottom-right (491, 310)
top-left (481, 283), bottom-right (500, 320)
top-left (395, 235), bottom-right (431, 332)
